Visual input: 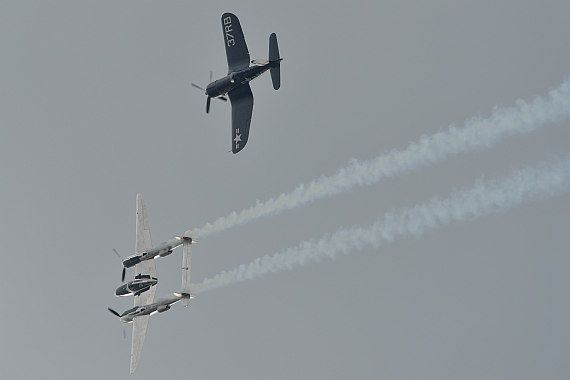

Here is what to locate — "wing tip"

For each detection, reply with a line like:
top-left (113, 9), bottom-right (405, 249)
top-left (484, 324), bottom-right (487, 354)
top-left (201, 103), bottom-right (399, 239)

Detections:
top-left (130, 355), bottom-right (138, 374)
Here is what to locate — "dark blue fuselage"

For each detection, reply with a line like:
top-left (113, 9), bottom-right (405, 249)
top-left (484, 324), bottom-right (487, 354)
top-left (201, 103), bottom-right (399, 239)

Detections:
top-left (205, 64), bottom-right (271, 98)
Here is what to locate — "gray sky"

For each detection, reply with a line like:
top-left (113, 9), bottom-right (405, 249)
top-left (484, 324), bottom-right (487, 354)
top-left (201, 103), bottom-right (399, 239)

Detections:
top-left (1, 1), bottom-right (570, 379)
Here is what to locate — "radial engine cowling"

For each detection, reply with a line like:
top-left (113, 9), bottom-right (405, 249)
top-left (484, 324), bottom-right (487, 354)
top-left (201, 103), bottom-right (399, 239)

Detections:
top-left (157, 305), bottom-right (170, 313)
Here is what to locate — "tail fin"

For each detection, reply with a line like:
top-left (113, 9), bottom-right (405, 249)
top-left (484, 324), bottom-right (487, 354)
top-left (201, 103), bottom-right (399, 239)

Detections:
top-left (269, 33), bottom-right (281, 90)
top-left (181, 240), bottom-right (192, 306)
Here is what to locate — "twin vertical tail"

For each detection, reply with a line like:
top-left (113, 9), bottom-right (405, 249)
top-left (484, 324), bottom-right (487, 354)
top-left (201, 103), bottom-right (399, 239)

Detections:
top-left (269, 33), bottom-right (281, 90)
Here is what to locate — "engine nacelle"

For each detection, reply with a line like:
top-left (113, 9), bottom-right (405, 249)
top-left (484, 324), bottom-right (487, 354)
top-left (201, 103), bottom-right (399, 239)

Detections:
top-left (157, 305), bottom-right (170, 313)
top-left (159, 250), bottom-right (173, 258)
top-left (123, 255), bottom-right (142, 268)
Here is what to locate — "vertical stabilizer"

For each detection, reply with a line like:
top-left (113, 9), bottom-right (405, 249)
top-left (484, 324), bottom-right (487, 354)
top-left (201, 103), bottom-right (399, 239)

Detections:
top-left (269, 33), bottom-right (281, 90)
top-left (181, 241), bottom-right (192, 306)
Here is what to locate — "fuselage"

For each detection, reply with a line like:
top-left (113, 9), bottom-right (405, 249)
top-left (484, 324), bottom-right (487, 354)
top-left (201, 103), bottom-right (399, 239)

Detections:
top-left (205, 62), bottom-right (273, 98)
top-left (122, 236), bottom-right (191, 268)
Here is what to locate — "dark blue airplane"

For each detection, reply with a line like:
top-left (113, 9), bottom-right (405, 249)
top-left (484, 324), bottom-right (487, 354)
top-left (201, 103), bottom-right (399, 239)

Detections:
top-left (192, 13), bottom-right (282, 154)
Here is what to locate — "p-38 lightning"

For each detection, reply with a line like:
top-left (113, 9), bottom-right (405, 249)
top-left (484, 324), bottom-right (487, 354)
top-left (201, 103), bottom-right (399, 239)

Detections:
top-left (109, 194), bottom-right (195, 373)
top-left (192, 12), bottom-right (282, 153)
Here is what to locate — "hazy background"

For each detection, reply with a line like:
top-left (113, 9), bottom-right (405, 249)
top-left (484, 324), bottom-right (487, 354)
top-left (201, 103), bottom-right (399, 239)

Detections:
top-left (1, 1), bottom-right (569, 379)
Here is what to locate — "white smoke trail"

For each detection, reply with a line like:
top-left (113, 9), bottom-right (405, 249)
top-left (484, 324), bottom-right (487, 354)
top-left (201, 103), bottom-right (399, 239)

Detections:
top-left (187, 79), bottom-right (570, 238)
top-left (192, 157), bottom-right (570, 293)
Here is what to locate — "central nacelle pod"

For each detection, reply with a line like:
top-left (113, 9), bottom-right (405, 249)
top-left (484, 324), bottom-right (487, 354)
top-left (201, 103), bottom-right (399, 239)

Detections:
top-left (115, 277), bottom-right (158, 297)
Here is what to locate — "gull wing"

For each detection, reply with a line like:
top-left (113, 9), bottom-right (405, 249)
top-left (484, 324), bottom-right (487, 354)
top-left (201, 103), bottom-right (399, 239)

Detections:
top-left (130, 194), bottom-right (156, 374)
top-left (222, 13), bottom-right (250, 73)
top-left (228, 83), bottom-right (254, 154)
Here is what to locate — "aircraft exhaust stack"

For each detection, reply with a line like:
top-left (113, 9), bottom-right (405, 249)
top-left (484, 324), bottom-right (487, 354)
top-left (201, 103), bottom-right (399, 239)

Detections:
top-left (268, 33), bottom-right (281, 90)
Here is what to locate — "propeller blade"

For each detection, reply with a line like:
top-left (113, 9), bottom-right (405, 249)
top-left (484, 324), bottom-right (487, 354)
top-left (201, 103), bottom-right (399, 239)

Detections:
top-left (108, 307), bottom-right (121, 318)
top-left (123, 325), bottom-right (127, 340)
top-left (206, 96), bottom-right (211, 114)
top-left (219, 96), bottom-right (228, 102)
top-left (121, 267), bottom-right (126, 282)
top-left (209, 71), bottom-right (213, 83)
top-left (191, 83), bottom-right (205, 91)
top-left (113, 248), bottom-right (122, 259)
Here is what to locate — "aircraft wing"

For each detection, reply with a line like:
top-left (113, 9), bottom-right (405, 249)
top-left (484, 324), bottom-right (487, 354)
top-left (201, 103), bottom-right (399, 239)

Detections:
top-left (130, 194), bottom-right (156, 374)
top-left (130, 315), bottom-right (150, 374)
top-left (134, 193), bottom-right (157, 306)
top-left (228, 83), bottom-right (254, 154)
top-left (135, 193), bottom-right (153, 256)
top-left (222, 13), bottom-right (250, 73)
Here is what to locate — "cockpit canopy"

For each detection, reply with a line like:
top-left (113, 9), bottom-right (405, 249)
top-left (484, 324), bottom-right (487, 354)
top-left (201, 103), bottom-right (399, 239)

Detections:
top-left (251, 59), bottom-right (268, 66)
top-left (128, 278), bottom-right (157, 292)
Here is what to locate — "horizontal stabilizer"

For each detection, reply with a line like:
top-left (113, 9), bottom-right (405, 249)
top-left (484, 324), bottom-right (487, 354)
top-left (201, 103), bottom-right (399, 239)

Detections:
top-left (181, 241), bottom-right (192, 307)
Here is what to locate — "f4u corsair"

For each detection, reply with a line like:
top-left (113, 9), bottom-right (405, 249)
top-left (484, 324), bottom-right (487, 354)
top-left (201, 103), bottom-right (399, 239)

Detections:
top-left (109, 194), bottom-right (195, 373)
top-left (192, 12), bottom-right (282, 153)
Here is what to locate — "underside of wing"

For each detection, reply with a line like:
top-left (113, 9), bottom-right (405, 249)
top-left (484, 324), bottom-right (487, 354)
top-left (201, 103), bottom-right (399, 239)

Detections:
top-left (135, 193), bottom-right (152, 254)
top-left (228, 84), bottom-right (254, 154)
top-left (222, 13), bottom-right (250, 73)
top-left (135, 194), bottom-right (156, 307)
top-left (130, 315), bottom-right (150, 374)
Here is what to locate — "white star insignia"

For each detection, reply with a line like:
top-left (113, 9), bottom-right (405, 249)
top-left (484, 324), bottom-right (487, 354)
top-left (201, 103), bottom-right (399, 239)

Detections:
top-left (234, 134), bottom-right (242, 143)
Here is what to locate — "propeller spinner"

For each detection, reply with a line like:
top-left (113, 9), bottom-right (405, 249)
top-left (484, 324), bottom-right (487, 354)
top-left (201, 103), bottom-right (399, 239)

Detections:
top-left (191, 71), bottom-right (227, 114)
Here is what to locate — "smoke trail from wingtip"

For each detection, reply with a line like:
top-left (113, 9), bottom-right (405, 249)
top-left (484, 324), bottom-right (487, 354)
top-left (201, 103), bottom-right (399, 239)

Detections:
top-left (192, 156), bottom-right (570, 293)
top-left (186, 79), bottom-right (570, 238)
